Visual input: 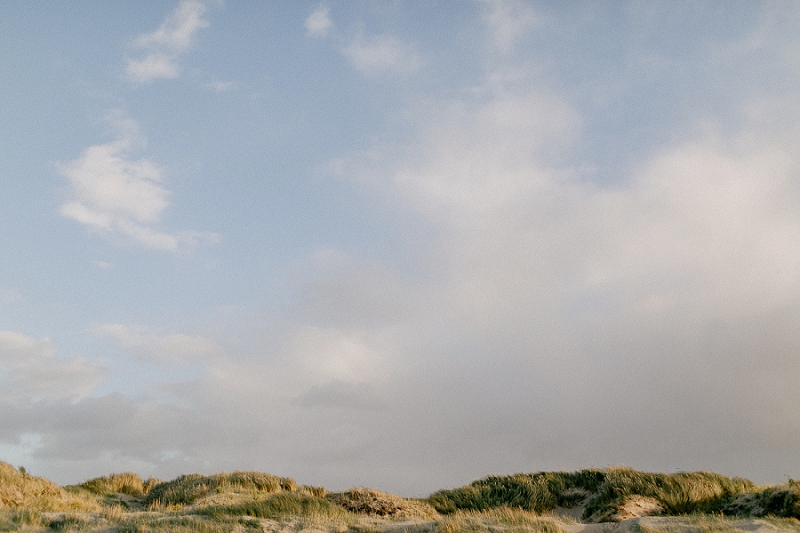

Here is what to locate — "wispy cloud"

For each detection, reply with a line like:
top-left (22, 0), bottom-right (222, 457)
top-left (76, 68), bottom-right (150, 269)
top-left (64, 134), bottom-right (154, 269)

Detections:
top-left (343, 35), bottom-right (422, 77)
top-left (58, 110), bottom-right (219, 252)
top-left (126, 0), bottom-right (210, 84)
top-left (305, 5), bottom-right (419, 79)
top-left (305, 4), bottom-right (332, 38)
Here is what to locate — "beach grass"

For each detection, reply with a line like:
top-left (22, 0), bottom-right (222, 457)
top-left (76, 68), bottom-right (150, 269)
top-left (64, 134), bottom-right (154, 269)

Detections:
top-left (3, 461), bottom-right (800, 532)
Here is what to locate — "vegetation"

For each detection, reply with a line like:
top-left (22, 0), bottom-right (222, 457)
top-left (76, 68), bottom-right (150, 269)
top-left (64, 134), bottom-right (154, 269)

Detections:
top-left (77, 473), bottom-right (162, 498)
top-left (2, 461), bottom-right (800, 532)
top-left (0, 462), bottom-right (100, 512)
top-left (141, 470), bottom-right (324, 508)
top-left (428, 467), bottom-right (761, 521)
top-left (327, 488), bottom-right (438, 518)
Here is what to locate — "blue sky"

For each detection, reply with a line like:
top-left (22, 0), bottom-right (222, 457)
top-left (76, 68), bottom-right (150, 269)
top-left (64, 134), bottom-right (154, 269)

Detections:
top-left (2, 1), bottom-right (800, 496)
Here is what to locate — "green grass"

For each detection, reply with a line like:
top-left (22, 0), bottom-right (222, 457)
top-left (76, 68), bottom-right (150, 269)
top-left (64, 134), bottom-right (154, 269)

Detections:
top-left (195, 491), bottom-right (349, 520)
top-left (720, 482), bottom-right (800, 519)
top-left (428, 467), bottom-right (758, 521)
top-left (141, 470), bottom-right (320, 508)
top-left (583, 468), bottom-right (756, 519)
top-left (428, 469), bottom-right (606, 514)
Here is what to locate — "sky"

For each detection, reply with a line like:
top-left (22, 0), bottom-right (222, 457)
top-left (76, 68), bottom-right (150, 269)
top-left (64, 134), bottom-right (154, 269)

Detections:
top-left (1, 1), bottom-right (800, 497)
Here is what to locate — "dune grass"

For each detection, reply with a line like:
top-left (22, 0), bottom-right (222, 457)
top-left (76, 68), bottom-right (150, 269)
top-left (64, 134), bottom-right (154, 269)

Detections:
top-left (0, 508), bottom-right (49, 530)
top-left (77, 473), bottom-right (162, 499)
top-left (141, 471), bottom-right (325, 509)
top-left (115, 514), bottom-right (263, 533)
top-left (195, 491), bottom-right (349, 520)
top-left (428, 467), bottom-right (760, 521)
top-left (428, 469), bottom-right (605, 515)
top-left (435, 509), bottom-right (565, 533)
top-left (0, 461), bottom-right (101, 513)
top-left (3, 463), bottom-right (800, 532)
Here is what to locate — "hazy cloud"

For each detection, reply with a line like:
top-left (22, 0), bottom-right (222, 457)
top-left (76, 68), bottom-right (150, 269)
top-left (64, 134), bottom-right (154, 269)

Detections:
top-left (343, 35), bottom-right (422, 77)
top-left (305, 5), bottom-right (332, 38)
top-left (0, 331), bottom-right (106, 403)
top-left (91, 324), bottom-right (221, 364)
top-left (58, 110), bottom-right (219, 252)
top-left (205, 80), bottom-right (237, 92)
top-left (321, 44), bottom-right (800, 490)
top-left (299, 381), bottom-right (385, 411)
top-left (482, 0), bottom-right (538, 53)
top-left (126, 0), bottom-right (209, 83)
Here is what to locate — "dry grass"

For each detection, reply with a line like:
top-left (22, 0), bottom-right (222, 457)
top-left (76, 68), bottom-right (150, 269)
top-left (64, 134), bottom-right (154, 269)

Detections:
top-left (4, 464), bottom-right (800, 532)
top-left (0, 461), bottom-right (100, 512)
top-left (142, 471), bottom-right (324, 509)
top-left (435, 509), bottom-right (565, 533)
top-left (77, 473), bottom-right (162, 498)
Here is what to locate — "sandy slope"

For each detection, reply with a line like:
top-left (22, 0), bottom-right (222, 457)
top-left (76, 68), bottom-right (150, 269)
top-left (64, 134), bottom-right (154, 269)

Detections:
top-left (565, 517), bottom-right (800, 533)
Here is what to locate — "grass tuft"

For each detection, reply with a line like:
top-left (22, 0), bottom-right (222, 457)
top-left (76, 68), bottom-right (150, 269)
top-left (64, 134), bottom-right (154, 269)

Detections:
top-left (142, 471), bottom-right (288, 508)
top-left (196, 491), bottom-right (349, 520)
top-left (78, 472), bottom-right (162, 498)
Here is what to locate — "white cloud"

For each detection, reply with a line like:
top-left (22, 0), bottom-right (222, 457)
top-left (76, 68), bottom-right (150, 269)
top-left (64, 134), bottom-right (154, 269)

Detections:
top-left (126, 0), bottom-right (209, 83)
top-left (58, 110), bottom-right (219, 252)
top-left (0, 331), bottom-right (106, 403)
top-left (482, 0), bottom-right (538, 53)
top-left (343, 35), bottom-right (422, 77)
top-left (126, 54), bottom-right (180, 83)
top-left (305, 5), bottom-right (332, 38)
top-left (91, 324), bottom-right (220, 364)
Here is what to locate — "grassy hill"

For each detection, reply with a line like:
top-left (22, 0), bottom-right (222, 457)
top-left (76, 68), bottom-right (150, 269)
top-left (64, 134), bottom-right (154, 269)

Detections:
top-left (1, 461), bottom-right (799, 532)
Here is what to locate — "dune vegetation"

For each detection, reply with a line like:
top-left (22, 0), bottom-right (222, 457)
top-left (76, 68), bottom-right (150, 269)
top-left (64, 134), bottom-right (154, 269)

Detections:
top-left (1, 462), bottom-right (800, 532)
